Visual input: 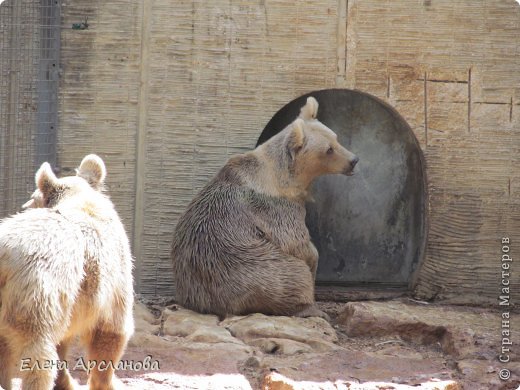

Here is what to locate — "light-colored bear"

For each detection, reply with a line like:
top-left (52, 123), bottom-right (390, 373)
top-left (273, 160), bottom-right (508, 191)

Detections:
top-left (0, 155), bottom-right (134, 390)
top-left (172, 96), bottom-right (358, 320)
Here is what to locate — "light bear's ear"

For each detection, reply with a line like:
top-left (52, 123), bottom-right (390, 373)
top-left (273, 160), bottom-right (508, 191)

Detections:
top-left (286, 118), bottom-right (306, 160)
top-left (21, 198), bottom-right (35, 209)
top-left (35, 162), bottom-right (60, 197)
top-left (299, 96), bottom-right (319, 120)
top-left (21, 190), bottom-right (43, 209)
top-left (76, 154), bottom-right (106, 190)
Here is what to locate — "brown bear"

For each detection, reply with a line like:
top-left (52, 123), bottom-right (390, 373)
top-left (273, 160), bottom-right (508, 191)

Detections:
top-left (172, 97), bottom-right (358, 320)
top-left (0, 155), bottom-right (134, 390)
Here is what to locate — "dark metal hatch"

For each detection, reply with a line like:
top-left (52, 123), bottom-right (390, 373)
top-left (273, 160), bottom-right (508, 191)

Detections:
top-left (257, 89), bottom-right (427, 290)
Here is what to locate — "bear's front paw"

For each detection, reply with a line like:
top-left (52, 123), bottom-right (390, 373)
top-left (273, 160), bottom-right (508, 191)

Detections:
top-left (294, 305), bottom-right (330, 322)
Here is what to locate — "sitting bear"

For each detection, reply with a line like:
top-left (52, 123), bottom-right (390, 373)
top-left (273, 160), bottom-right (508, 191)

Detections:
top-left (0, 155), bottom-right (133, 390)
top-left (171, 97), bottom-right (358, 320)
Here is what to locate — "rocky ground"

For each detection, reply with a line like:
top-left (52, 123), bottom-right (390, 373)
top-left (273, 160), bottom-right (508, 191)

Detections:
top-left (10, 298), bottom-right (520, 390)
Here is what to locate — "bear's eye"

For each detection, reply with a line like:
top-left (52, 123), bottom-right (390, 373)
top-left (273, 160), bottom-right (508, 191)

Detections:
top-left (326, 146), bottom-right (334, 155)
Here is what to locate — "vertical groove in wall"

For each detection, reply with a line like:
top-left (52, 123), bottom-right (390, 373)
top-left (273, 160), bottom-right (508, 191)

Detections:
top-left (345, 0), bottom-right (348, 77)
top-left (36, 0), bottom-right (60, 168)
top-left (467, 67), bottom-right (471, 132)
top-left (133, 0), bottom-right (153, 294)
top-left (423, 72), bottom-right (428, 147)
top-left (336, 0), bottom-right (347, 85)
top-left (4, 1), bottom-right (22, 213)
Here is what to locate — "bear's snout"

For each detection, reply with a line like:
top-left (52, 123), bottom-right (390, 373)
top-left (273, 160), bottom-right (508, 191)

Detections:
top-left (351, 156), bottom-right (359, 168)
top-left (344, 155), bottom-right (359, 176)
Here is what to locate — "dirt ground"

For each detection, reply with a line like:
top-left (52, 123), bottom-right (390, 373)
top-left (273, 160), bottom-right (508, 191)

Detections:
top-left (8, 298), bottom-right (520, 390)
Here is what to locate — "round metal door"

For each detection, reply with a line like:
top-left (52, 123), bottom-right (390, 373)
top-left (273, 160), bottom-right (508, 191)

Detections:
top-left (257, 89), bottom-right (427, 289)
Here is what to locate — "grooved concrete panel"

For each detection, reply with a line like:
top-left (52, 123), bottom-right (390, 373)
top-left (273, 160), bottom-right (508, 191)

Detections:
top-left (137, 1), bottom-right (339, 295)
top-left (58, 1), bottom-right (141, 244)
top-left (338, 0), bottom-right (519, 302)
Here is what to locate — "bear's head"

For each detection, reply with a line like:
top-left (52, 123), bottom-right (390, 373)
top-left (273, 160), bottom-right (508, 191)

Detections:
top-left (22, 154), bottom-right (106, 209)
top-left (284, 96), bottom-right (358, 188)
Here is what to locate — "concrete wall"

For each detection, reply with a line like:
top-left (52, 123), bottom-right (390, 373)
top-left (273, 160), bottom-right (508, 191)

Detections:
top-left (57, 0), bottom-right (520, 301)
top-left (1, 0), bottom-right (43, 215)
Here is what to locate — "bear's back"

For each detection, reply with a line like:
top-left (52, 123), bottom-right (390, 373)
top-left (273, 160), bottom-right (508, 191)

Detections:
top-left (0, 208), bottom-right (85, 275)
top-left (55, 192), bottom-right (133, 318)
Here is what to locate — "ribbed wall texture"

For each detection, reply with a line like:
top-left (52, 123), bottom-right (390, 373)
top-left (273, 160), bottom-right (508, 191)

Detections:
top-left (53, 0), bottom-right (519, 300)
top-left (58, 1), bottom-right (141, 242)
top-left (0, 0), bottom-right (59, 216)
top-left (136, 1), bottom-right (339, 295)
top-left (340, 0), bottom-right (520, 302)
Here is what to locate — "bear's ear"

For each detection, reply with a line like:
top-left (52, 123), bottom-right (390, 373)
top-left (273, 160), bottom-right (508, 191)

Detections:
top-left (35, 162), bottom-right (60, 197)
top-left (21, 198), bottom-right (35, 209)
top-left (76, 154), bottom-right (106, 190)
top-left (299, 96), bottom-right (319, 120)
top-left (21, 190), bottom-right (43, 209)
top-left (286, 118), bottom-right (306, 160)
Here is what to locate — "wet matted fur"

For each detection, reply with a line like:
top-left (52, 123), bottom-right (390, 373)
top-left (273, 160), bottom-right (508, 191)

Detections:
top-left (172, 97), bottom-right (358, 320)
